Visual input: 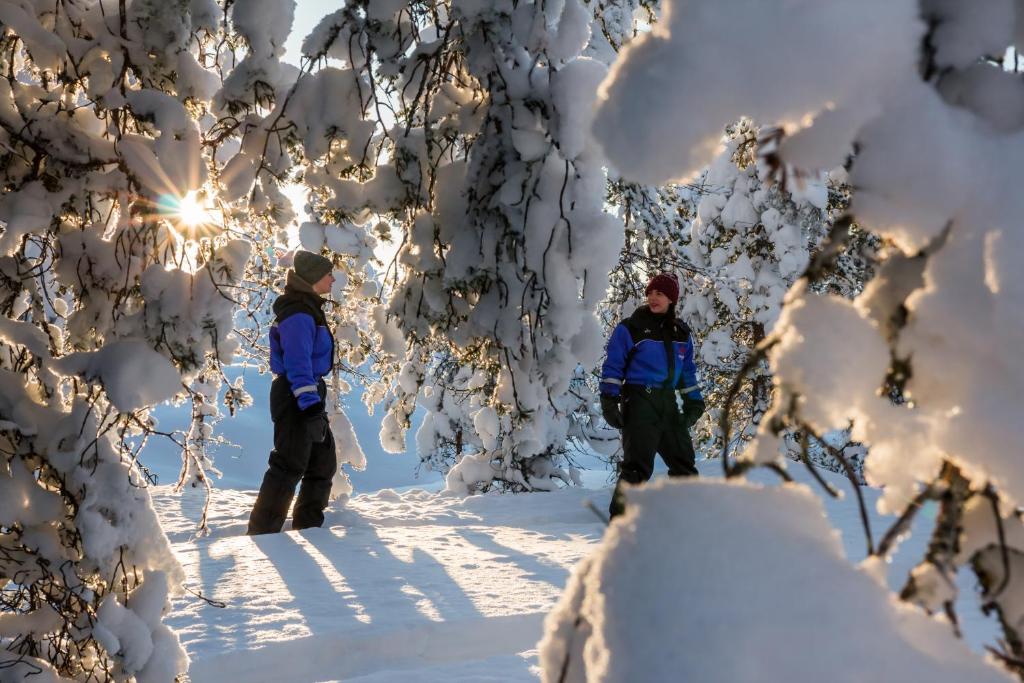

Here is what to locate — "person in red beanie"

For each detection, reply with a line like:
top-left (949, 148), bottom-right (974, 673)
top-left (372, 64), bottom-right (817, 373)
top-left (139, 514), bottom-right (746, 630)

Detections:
top-left (599, 272), bottom-right (705, 518)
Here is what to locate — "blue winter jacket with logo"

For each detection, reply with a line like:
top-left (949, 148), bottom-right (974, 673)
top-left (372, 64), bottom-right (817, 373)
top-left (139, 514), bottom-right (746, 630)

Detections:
top-left (269, 276), bottom-right (335, 411)
top-left (600, 306), bottom-right (702, 400)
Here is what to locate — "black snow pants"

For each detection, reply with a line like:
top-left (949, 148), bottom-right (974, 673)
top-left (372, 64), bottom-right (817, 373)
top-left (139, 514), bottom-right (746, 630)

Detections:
top-left (609, 385), bottom-right (698, 518)
top-left (247, 377), bottom-right (336, 534)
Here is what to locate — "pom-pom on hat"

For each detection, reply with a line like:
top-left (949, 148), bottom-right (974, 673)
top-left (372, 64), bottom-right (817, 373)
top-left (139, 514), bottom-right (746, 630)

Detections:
top-left (645, 272), bottom-right (680, 303)
top-left (293, 250), bottom-right (333, 285)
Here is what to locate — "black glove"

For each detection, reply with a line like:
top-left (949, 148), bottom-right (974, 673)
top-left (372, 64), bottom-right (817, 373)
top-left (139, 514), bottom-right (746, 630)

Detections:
top-left (681, 396), bottom-right (706, 431)
top-left (600, 394), bottom-right (624, 430)
top-left (301, 403), bottom-right (329, 443)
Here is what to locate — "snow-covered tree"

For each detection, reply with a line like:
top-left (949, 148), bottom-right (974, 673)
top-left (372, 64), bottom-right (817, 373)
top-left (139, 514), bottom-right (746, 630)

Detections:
top-left (543, 0), bottom-right (1024, 679)
top-left (292, 1), bottom-right (628, 493)
top-left (676, 122), bottom-right (833, 459)
top-left (0, 0), bottom-right (313, 678)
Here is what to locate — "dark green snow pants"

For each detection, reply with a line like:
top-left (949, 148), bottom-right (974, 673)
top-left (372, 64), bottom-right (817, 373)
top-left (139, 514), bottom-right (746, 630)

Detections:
top-left (247, 377), bottom-right (336, 534)
top-left (609, 385), bottom-right (698, 518)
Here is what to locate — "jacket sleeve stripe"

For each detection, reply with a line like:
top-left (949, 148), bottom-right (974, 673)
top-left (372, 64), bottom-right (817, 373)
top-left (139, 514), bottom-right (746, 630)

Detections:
top-left (676, 338), bottom-right (703, 400)
top-left (293, 385), bottom-right (318, 396)
top-left (600, 323), bottom-right (633, 396)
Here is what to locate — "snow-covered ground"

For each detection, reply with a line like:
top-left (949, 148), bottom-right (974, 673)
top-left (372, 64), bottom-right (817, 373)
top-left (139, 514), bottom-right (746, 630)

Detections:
top-left (150, 438), bottom-right (998, 682)
top-left (153, 480), bottom-right (608, 682)
top-left (141, 371), bottom-right (998, 681)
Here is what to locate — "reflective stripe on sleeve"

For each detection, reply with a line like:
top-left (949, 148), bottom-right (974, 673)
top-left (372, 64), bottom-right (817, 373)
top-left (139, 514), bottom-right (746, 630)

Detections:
top-left (293, 385), bottom-right (318, 396)
top-left (680, 384), bottom-right (700, 394)
top-left (601, 377), bottom-right (623, 385)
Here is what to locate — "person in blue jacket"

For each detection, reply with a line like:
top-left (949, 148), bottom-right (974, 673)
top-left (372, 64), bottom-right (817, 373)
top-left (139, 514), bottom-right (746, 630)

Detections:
top-left (248, 251), bottom-right (337, 534)
top-left (600, 272), bottom-right (706, 518)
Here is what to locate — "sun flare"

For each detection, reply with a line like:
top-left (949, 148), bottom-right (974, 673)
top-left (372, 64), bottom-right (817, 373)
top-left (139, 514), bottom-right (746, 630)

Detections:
top-left (177, 192), bottom-right (213, 227)
top-left (157, 191), bottom-right (219, 237)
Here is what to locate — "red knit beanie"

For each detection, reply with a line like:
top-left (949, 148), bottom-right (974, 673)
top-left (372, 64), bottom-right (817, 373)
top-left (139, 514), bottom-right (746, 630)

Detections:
top-left (645, 272), bottom-right (680, 303)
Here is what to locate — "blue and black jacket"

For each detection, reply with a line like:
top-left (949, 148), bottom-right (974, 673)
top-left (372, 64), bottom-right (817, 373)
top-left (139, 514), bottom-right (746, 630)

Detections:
top-left (269, 272), bottom-right (335, 411)
top-left (600, 306), bottom-right (702, 400)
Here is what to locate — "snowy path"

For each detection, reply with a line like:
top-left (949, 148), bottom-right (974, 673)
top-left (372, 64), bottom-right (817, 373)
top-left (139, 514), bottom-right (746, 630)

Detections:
top-left (152, 485), bottom-right (609, 682)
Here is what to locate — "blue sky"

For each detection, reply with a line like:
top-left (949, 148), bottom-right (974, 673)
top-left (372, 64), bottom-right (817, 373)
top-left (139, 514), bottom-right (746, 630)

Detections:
top-left (284, 1), bottom-right (340, 64)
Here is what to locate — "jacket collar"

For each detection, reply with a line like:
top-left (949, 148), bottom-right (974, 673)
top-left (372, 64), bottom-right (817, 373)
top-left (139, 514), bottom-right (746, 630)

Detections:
top-left (285, 270), bottom-right (325, 302)
top-left (629, 304), bottom-right (670, 328)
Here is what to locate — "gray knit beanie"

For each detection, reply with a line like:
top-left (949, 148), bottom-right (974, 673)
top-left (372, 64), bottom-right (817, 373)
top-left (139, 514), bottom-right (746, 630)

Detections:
top-left (293, 250), bottom-right (333, 285)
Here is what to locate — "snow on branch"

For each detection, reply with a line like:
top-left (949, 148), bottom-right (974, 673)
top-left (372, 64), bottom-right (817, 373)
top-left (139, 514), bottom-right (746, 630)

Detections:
top-left (558, 0), bottom-right (1024, 678)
